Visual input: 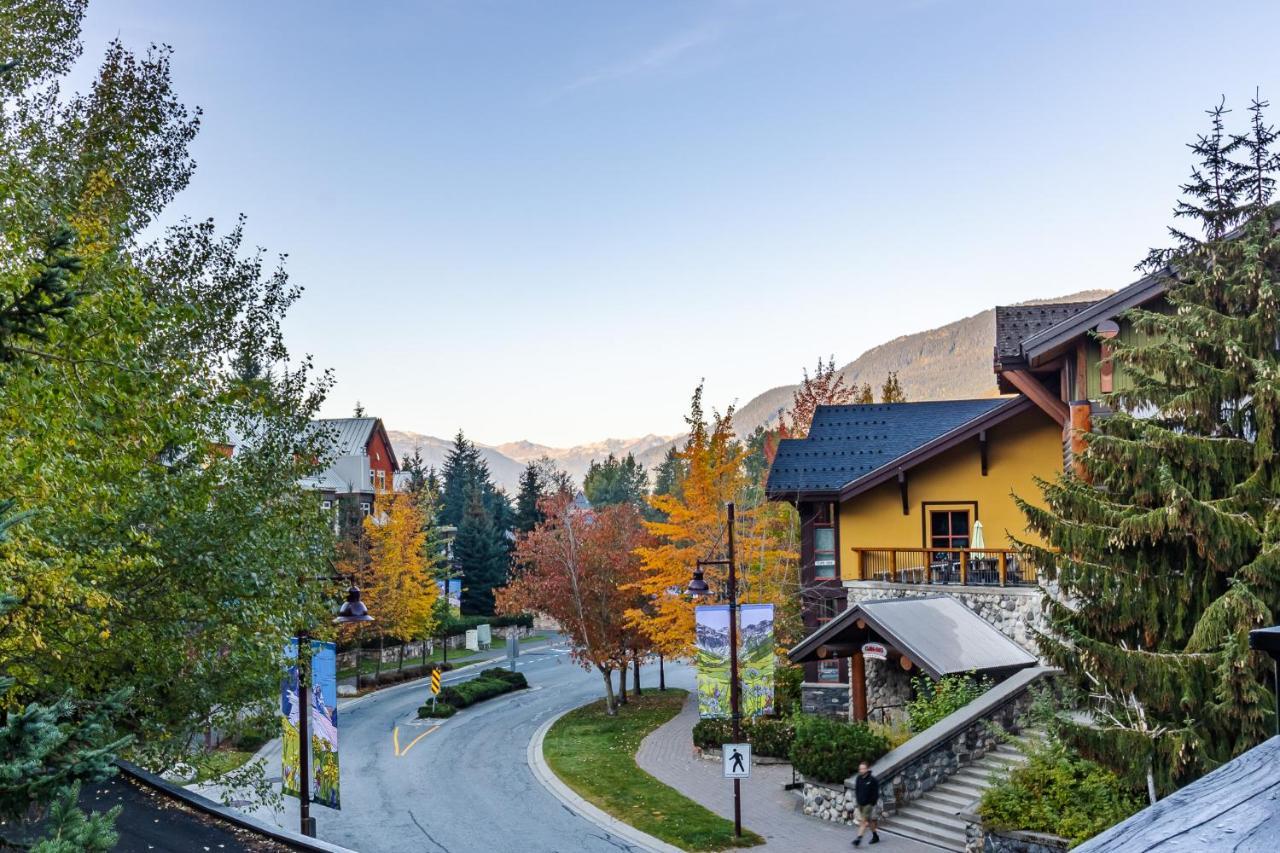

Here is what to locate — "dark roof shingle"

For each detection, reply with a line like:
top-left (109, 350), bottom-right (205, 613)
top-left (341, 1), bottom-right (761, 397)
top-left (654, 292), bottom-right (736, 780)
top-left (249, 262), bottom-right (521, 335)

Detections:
top-left (994, 302), bottom-right (1098, 362)
top-left (765, 398), bottom-right (1014, 495)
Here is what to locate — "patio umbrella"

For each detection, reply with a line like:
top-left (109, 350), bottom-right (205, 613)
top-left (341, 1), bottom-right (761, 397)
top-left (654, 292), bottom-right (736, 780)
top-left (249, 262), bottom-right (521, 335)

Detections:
top-left (971, 520), bottom-right (987, 559)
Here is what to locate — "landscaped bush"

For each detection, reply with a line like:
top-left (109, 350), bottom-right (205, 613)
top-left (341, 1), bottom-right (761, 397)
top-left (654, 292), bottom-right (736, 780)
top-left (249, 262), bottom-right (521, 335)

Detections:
top-left (417, 702), bottom-right (457, 719)
top-left (692, 716), bottom-right (796, 759)
top-left (869, 719), bottom-right (913, 750)
top-left (480, 667), bottom-right (528, 689)
top-left (979, 741), bottom-right (1143, 846)
top-left (906, 672), bottom-right (992, 733)
top-left (774, 665), bottom-right (803, 716)
top-left (789, 714), bottom-right (890, 784)
top-left (437, 673), bottom-right (528, 709)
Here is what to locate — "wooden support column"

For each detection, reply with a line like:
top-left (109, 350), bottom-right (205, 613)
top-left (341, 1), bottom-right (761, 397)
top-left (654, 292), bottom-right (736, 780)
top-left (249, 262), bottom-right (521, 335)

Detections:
top-left (850, 652), bottom-right (867, 722)
top-left (897, 470), bottom-right (908, 515)
top-left (1003, 369), bottom-right (1069, 426)
top-left (979, 430), bottom-right (989, 476)
top-left (1071, 401), bottom-right (1093, 481)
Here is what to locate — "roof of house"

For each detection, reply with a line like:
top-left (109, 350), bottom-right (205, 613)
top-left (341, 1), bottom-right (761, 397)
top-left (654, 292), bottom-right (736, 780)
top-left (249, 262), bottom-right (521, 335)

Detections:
top-left (788, 595), bottom-right (1038, 678)
top-left (994, 302), bottom-right (1098, 362)
top-left (1073, 735), bottom-right (1280, 852)
top-left (311, 417), bottom-right (400, 471)
top-left (765, 396), bottom-right (1032, 498)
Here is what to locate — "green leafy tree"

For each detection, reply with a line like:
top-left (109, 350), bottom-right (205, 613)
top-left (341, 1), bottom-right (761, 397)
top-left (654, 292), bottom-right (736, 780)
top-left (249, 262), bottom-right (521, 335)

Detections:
top-left (1018, 97), bottom-right (1280, 798)
top-left (583, 453), bottom-right (648, 508)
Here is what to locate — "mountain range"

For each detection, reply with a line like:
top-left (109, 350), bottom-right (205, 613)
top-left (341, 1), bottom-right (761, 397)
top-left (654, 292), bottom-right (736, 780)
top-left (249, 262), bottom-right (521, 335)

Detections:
top-left (387, 289), bottom-right (1112, 493)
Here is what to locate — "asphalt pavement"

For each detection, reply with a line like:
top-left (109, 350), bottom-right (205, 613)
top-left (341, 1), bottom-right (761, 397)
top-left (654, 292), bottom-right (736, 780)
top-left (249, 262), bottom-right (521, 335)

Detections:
top-left (224, 640), bottom-right (686, 853)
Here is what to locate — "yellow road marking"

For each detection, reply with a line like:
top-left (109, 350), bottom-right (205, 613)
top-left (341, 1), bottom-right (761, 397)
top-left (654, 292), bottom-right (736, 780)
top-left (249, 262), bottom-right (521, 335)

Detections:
top-left (393, 726), bottom-right (401, 756)
top-left (399, 725), bottom-right (440, 757)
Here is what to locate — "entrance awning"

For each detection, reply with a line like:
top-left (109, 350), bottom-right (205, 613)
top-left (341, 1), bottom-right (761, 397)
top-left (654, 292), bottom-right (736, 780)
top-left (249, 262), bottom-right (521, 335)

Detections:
top-left (788, 595), bottom-right (1037, 679)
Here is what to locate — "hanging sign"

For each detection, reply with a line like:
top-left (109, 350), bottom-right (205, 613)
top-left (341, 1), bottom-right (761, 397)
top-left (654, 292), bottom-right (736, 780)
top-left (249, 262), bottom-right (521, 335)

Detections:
top-left (861, 642), bottom-right (888, 661)
top-left (694, 604), bottom-right (776, 719)
top-left (310, 641), bottom-right (341, 810)
top-left (280, 639), bottom-right (301, 799)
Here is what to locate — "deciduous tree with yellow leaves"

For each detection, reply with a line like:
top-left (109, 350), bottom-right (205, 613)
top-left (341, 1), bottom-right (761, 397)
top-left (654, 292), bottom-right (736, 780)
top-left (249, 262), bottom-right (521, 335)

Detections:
top-left (360, 491), bottom-right (440, 652)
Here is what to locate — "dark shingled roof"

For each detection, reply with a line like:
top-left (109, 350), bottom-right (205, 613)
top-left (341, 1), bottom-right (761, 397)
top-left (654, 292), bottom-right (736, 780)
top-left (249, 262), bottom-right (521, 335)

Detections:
top-left (994, 302), bottom-right (1097, 362)
top-left (766, 398), bottom-right (1013, 495)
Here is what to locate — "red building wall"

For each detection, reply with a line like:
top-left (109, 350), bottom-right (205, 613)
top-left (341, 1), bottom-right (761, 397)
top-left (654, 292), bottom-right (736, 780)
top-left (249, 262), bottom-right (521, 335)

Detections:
top-left (366, 427), bottom-right (396, 492)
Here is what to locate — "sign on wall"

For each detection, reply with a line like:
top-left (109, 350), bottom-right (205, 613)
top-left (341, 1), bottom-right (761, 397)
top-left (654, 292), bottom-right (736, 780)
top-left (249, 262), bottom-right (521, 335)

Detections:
top-left (695, 604), bottom-right (775, 719)
top-left (861, 642), bottom-right (888, 661)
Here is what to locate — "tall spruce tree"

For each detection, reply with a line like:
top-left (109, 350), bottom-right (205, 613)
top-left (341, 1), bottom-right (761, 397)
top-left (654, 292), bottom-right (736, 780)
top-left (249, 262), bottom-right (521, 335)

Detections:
top-left (1018, 97), bottom-right (1280, 798)
top-left (513, 461), bottom-right (544, 533)
top-left (583, 453), bottom-right (648, 508)
top-left (455, 485), bottom-right (507, 615)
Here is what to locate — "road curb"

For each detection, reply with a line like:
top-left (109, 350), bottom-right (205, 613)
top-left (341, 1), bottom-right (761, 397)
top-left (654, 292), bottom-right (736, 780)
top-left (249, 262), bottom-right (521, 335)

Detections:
top-left (527, 705), bottom-right (686, 853)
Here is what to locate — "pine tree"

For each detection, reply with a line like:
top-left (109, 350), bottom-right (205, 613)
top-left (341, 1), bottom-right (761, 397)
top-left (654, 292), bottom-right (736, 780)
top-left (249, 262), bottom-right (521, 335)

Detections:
top-left (440, 431), bottom-right (484, 528)
top-left (879, 371), bottom-right (906, 403)
top-left (513, 462), bottom-right (544, 533)
top-left (454, 485), bottom-right (507, 615)
top-left (1018, 97), bottom-right (1280, 797)
top-left (854, 382), bottom-right (874, 404)
top-left (583, 453), bottom-right (649, 508)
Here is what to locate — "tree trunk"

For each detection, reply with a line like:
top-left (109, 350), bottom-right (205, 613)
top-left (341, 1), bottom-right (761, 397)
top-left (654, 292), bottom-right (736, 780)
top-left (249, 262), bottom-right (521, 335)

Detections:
top-left (659, 654), bottom-right (666, 691)
top-left (375, 634), bottom-right (384, 679)
top-left (633, 654), bottom-right (642, 696)
top-left (397, 641), bottom-right (405, 672)
top-left (600, 666), bottom-right (617, 715)
top-left (618, 664), bottom-right (628, 705)
top-left (422, 638), bottom-right (428, 668)
top-left (1146, 760), bottom-right (1158, 805)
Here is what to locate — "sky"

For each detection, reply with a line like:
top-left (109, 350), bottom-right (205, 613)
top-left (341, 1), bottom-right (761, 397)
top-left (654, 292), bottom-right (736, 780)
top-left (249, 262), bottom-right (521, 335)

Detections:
top-left (77, 0), bottom-right (1280, 447)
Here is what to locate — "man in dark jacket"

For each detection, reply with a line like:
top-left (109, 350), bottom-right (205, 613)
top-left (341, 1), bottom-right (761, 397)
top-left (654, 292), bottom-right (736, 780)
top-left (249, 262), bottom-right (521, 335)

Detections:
top-left (851, 761), bottom-right (880, 846)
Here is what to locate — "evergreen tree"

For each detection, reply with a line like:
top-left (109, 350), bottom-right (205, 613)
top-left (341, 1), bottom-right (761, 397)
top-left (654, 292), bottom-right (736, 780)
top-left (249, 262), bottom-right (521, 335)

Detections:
top-left (583, 453), bottom-right (648, 508)
top-left (1018, 97), bottom-right (1280, 798)
top-left (455, 485), bottom-right (507, 615)
top-left (440, 430), bottom-right (485, 528)
top-left (353, 401), bottom-right (366, 417)
top-left (854, 382), bottom-right (874, 404)
top-left (513, 461), bottom-right (544, 533)
top-left (880, 371), bottom-right (906, 403)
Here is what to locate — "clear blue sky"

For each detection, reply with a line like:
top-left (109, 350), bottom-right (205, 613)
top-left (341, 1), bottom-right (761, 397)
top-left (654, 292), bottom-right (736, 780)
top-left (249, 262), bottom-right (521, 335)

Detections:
top-left (79, 0), bottom-right (1280, 447)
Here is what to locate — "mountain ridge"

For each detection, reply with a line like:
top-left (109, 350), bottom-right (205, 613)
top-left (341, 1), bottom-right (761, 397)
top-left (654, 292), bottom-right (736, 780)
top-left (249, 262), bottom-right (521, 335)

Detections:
top-left (386, 289), bottom-right (1113, 492)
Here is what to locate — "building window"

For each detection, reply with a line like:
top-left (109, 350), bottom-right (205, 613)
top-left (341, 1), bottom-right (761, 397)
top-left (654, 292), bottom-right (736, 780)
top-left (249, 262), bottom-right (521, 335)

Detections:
top-left (817, 660), bottom-right (841, 682)
top-left (929, 508), bottom-right (971, 551)
top-left (360, 502), bottom-right (372, 516)
top-left (811, 502), bottom-right (837, 579)
top-left (377, 470), bottom-right (386, 491)
top-left (321, 500), bottom-right (332, 511)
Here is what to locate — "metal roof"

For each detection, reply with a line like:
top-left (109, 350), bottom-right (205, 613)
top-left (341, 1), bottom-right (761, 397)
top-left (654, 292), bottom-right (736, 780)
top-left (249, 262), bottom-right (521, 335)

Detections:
top-left (312, 418), bottom-right (379, 456)
top-left (766, 397), bottom-right (1024, 497)
top-left (788, 595), bottom-right (1038, 678)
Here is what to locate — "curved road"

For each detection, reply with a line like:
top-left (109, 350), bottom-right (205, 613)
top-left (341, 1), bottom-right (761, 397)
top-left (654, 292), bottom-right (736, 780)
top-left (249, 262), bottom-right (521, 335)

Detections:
top-left (246, 642), bottom-right (691, 853)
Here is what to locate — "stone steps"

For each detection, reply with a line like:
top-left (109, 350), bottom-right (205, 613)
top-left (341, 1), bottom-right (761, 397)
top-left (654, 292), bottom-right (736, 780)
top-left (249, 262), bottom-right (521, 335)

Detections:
top-left (886, 737), bottom-right (1038, 852)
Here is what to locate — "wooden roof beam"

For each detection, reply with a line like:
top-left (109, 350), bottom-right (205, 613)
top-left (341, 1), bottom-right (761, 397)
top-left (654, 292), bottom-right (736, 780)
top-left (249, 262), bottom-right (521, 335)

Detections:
top-left (1002, 369), bottom-right (1069, 426)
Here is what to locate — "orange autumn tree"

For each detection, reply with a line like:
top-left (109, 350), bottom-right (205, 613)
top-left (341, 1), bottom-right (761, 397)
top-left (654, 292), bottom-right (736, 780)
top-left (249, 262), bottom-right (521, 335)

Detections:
top-left (498, 493), bottom-right (650, 714)
top-left (630, 385), bottom-right (749, 658)
top-left (360, 491), bottom-right (440, 660)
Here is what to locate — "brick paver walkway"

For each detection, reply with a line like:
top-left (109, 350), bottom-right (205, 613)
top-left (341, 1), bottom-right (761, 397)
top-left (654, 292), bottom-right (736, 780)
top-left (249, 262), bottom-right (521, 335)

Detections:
top-left (636, 692), bottom-right (938, 852)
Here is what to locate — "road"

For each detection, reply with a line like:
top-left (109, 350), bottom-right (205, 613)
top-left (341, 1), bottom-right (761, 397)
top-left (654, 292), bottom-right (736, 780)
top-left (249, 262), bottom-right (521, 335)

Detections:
top-left (239, 640), bottom-right (691, 853)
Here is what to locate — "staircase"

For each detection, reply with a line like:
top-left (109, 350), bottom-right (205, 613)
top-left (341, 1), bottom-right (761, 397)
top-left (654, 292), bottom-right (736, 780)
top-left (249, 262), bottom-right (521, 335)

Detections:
top-left (886, 738), bottom-right (1032, 852)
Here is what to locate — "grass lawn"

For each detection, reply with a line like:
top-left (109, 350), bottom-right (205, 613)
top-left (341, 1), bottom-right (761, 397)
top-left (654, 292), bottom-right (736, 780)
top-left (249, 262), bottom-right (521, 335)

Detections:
top-left (191, 749), bottom-right (256, 784)
top-left (336, 634), bottom-right (552, 680)
top-left (543, 690), bottom-right (763, 851)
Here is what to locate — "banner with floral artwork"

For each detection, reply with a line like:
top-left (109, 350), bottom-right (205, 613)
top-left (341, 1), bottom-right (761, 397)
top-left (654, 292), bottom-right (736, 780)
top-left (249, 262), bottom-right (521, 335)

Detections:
top-left (280, 639), bottom-right (301, 799)
top-left (695, 604), bottom-right (775, 719)
top-left (309, 641), bottom-right (340, 809)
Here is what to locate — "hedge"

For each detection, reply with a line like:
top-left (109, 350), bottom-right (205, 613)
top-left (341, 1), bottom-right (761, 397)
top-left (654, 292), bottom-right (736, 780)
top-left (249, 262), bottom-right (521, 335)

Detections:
top-left (417, 702), bottom-right (457, 719)
top-left (790, 714), bottom-right (890, 784)
top-left (429, 671), bottom-right (528, 713)
top-left (357, 662), bottom-right (452, 689)
top-left (692, 716), bottom-right (795, 759)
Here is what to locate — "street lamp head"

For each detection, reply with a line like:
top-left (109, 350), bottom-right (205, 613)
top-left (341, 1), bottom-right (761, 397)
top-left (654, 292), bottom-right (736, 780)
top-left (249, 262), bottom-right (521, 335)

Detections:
top-left (686, 566), bottom-right (711, 597)
top-left (334, 585), bottom-right (374, 623)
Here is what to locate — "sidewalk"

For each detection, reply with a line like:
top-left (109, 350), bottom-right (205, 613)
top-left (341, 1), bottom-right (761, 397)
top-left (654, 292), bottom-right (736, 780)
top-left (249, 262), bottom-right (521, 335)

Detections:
top-left (635, 694), bottom-right (938, 852)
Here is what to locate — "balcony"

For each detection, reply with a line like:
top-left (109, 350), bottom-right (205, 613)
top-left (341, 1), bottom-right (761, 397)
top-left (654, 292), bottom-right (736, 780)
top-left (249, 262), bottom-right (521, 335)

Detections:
top-left (848, 547), bottom-right (1033, 587)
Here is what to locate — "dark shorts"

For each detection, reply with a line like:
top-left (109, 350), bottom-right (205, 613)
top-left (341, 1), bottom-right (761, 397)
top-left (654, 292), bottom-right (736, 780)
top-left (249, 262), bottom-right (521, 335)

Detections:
top-left (856, 803), bottom-right (881, 822)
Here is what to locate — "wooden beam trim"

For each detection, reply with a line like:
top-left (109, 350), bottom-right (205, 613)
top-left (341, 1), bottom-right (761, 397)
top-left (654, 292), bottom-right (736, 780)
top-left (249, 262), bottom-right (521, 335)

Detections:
top-left (898, 470), bottom-right (908, 515)
top-left (1003, 369), bottom-right (1069, 426)
top-left (979, 430), bottom-right (988, 476)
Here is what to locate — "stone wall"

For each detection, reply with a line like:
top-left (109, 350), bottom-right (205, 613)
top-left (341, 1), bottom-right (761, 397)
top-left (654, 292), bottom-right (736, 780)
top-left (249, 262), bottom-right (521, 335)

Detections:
top-left (964, 822), bottom-right (1069, 853)
top-left (801, 781), bottom-right (860, 825)
top-left (865, 658), bottom-right (913, 724)
top-left (802, 682), bottom-right (850, 718)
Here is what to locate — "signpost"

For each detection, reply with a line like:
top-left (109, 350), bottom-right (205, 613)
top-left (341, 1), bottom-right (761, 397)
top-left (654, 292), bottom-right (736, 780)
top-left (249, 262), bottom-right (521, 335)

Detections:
top-left (429, 667), bottom-right (442, 714)
top-left (507, 633), bottom-right (518, 671)
top-left (723, 743), bottom-right (751, 779)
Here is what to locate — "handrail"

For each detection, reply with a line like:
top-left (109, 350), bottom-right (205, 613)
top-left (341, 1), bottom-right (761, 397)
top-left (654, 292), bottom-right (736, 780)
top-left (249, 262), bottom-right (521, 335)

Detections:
top-left (863, 666), bottom-right (1058, 786)
top-left (849, 546), bottom-right (1031, 586)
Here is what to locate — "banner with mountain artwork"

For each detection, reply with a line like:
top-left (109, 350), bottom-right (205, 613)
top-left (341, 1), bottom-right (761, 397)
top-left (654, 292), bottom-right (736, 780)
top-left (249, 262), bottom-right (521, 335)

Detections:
top-left (309, 641), bottom-right (340, 809)
top-left (280, 639), bottom-right (301, 799)
top-left (694, 604), bottom-right (775, 719)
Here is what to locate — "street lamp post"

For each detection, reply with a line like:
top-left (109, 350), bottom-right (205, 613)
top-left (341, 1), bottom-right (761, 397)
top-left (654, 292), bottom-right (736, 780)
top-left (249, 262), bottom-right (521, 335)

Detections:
top-left (296, 583), bottom-right (374, 838)
top-left (687, 501), bottom-right (742, 838)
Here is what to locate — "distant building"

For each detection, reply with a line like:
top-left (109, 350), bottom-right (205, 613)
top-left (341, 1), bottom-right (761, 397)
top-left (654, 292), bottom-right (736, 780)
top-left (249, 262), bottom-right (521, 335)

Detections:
top-left (303, 417), bottom-right (400, 535)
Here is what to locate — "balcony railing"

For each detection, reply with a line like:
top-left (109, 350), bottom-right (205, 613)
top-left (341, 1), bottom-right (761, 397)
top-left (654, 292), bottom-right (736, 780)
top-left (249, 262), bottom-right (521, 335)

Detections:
top-left (849, 547), bottom-right (1033, 587)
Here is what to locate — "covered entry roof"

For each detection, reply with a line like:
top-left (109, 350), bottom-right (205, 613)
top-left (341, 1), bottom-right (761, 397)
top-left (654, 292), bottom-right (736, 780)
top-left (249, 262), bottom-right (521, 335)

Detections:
top-left (788, 596), bottom-right (1037, 679)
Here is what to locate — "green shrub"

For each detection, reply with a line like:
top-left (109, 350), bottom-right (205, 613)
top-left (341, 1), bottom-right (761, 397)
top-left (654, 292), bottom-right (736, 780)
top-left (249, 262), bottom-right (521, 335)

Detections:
top-left (789, 714), bottom-right (890, 784)
top-left (906, 672), bottom-right (992, 733)
top-left (692, 716), bottom-right (796, 759)
top-left (979, 741), bottom-right (1143, 846)
top-left (418, 702), bottom-right (457, 719)
top-left (869, 720), bottom-right (913, 750)
top-left (774, 665), bottom-right (803, 716)
top-left (480, 667), bottom-right (528, 688)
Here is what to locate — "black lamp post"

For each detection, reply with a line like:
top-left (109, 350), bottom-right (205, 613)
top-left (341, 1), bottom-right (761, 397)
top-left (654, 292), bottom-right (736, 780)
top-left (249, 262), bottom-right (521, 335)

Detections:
top-left (687, 501), bottom-right (742, 838)
top-left (295, 583), bottom-right (373, 838)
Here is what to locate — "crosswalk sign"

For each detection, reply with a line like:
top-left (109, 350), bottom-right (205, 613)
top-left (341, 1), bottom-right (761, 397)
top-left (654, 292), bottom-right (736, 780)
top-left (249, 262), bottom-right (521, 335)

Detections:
top-left (723, 743), bottom-right (751, 779)
top-left (430, 669), bottom-right (441, 695)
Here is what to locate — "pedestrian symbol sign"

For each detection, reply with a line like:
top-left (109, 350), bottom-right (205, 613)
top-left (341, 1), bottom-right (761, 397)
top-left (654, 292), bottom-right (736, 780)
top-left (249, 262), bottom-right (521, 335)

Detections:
top-left (723, 743), bottom-right (751, 779)
top-left (430, 669), bottom-right (441, 695)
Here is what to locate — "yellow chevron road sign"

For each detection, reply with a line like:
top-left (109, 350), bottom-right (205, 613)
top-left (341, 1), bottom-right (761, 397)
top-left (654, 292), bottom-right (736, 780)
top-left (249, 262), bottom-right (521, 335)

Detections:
top-left (430, 668), bottom-right (441, 695)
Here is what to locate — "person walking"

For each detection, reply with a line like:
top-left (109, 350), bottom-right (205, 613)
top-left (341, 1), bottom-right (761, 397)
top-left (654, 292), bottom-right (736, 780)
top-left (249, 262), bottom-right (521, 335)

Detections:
top-left (851, 761), bottom-right (880, 846)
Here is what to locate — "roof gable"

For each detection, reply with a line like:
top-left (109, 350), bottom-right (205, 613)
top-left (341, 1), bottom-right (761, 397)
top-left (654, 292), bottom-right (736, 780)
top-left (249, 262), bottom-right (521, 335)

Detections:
top-left (994, 301), bottom-right (1098, 365)
top-left (765, 397), bottom-right (1026, 497)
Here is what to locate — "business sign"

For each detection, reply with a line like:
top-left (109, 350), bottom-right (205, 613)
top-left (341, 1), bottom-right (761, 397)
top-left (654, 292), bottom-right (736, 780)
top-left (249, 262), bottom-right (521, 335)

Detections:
top-left (861, 642), bottom-right (888, 661)
top-left (694, 604), bottom-right (775, 719)
top-left (723, 743), bottom-right (752, 779)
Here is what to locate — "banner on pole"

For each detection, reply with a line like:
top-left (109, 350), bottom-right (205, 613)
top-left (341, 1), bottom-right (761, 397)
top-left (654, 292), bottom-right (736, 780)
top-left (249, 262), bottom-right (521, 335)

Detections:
top-left (309, 640), bottom-right (340, 810)
top-left (436, 579), bottom-right (461, 615)
top-left (280, 639), bottom-right (301, 799)
top-left (694, 604), bottom-right (775, 719)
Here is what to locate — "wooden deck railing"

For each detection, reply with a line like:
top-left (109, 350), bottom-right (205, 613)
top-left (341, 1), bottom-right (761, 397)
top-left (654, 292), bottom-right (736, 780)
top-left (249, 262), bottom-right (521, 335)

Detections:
top-left (849, 547), bottom-right (1032, 587)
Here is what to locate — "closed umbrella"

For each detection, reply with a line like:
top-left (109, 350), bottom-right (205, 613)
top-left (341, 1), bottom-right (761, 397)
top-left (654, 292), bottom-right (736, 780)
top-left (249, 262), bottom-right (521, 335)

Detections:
top-left (971, 520), bottom-right (986, 560)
